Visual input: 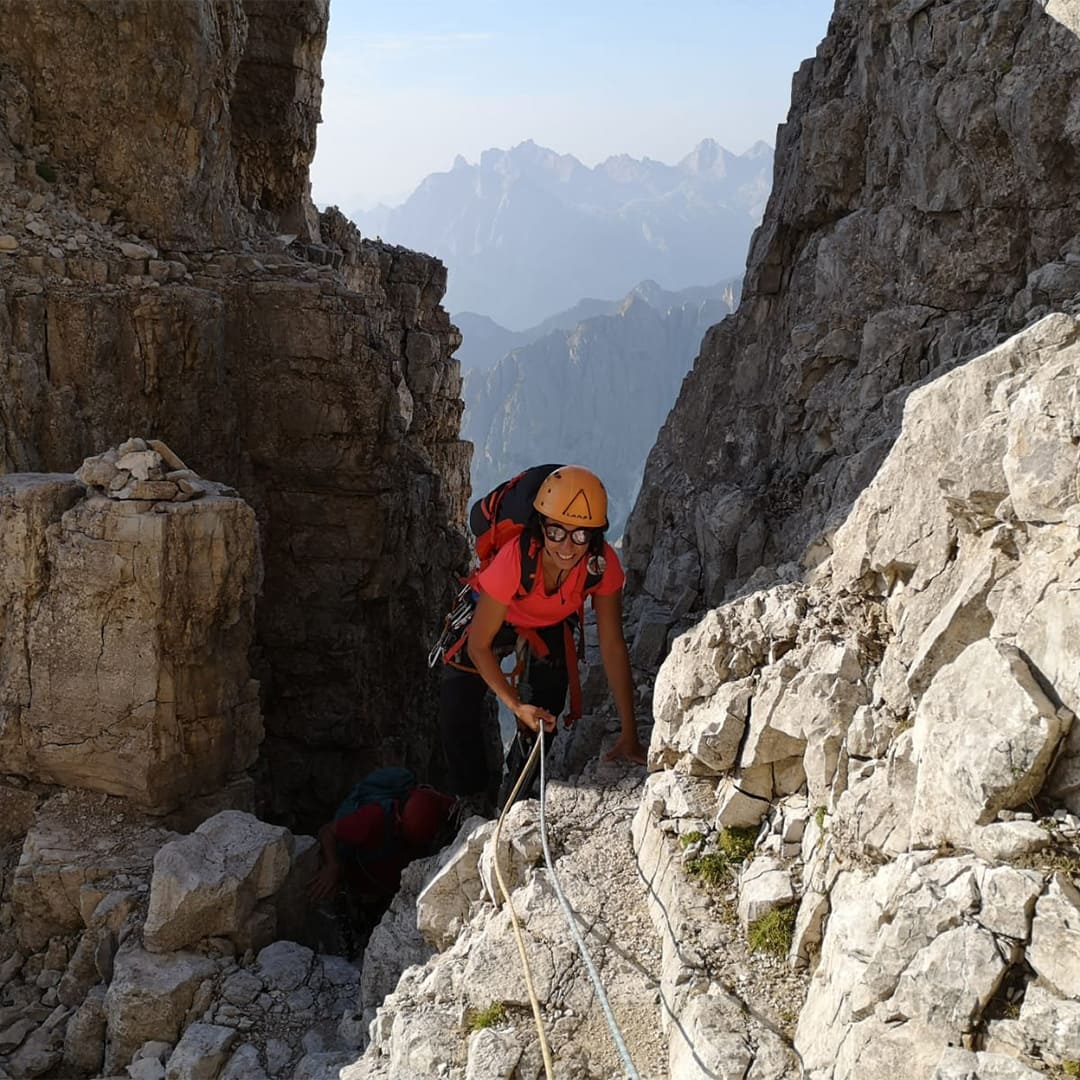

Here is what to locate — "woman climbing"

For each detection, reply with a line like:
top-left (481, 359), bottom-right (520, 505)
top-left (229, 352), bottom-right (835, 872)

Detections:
top-left (438, 465), bottom-right (648, 813)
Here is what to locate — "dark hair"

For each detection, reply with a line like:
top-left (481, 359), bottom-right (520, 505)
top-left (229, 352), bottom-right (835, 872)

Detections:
top-left (588, 526), bottom-right (606, 559)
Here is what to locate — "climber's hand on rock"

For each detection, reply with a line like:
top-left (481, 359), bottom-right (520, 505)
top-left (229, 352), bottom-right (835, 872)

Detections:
top-left (605, 733), bottom-right (648, 765)
top-left (308, 863), bottom-right (342, 902)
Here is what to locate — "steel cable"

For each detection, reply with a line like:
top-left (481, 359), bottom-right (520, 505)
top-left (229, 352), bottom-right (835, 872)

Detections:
top-left (538, 731), bottom-right (641, 1079)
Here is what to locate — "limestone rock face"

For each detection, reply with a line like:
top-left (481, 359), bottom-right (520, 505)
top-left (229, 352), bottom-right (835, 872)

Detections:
top-left (0, 474), bottom-right (261, 813)
top-left (2, 787), bottom-right (358, 1076)
top-left (0, 5), bottom-right (470, 823)
top-left (104, 943), bottom-right (220, 1073)
top-left (637, 308), bottom-right (1080, 1078)
top-left (350, 763), bottom-right (676, 1080)
top-left (910, 640), bottom-right (1069, 847)
top-left (11, 789), bottom-right (174, 951)
top-left (230, 0), bottom-right (328, 240)
top-left (0, 0), bottom-right (326, 244)
top-left (624, 0), bottom-right (1080, 634)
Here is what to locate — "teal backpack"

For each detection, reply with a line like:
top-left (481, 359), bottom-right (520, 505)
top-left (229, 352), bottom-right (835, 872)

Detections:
top-left (333, 766), bottom-right (417, 862)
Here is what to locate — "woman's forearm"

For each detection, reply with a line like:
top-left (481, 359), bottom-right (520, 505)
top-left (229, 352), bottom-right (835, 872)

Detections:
top-left (318, 822), bottom-right (341, 868)
top-left (470, 642), bottom-right (522, 715)
top-left (600, 635), bottom-right (637, 735)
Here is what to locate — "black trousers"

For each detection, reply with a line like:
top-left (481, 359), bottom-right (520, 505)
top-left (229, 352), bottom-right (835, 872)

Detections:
top-left (439, 621), bottom-right (569, 804)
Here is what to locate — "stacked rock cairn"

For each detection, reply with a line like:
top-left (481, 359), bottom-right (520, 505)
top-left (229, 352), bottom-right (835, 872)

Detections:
top-left (75, 436), bottom-right (216, 502)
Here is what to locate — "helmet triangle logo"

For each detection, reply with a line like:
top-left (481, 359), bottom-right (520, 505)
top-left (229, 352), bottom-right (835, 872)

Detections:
top-left (561, 489), bottom-right (592, 520)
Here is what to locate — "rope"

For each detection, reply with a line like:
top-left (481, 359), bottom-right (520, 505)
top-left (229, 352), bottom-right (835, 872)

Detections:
top-left (538, 731), bottom-right (641, 1079)
top-left (492, 732), bottom-right (555, 1080)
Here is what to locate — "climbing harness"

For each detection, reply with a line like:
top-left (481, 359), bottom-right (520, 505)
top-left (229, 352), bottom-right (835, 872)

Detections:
top-left (427, 583), bottom-right (475, 668)
top-left (490, 728), bottom-right (641, 1080)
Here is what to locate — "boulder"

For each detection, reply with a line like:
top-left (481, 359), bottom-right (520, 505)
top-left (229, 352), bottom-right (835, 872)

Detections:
top-left (651, 679), bottom-right (753, 775)
top-left (104, 943), bottom-right (217, 1072)
top-left (715, 778), bottom-right (772, 830)
top-left (737, 856), bottom-right (795, 929)
top-left (972, 865), bottom-right (1044, 942)
top-left (6, 1003), bottom-right (71, 1078)
top-left (910, 640), bottom-right (1070, 848)
top-left (1027, 874), bottom-right (1080, 998)
top-left (1017, 981), bottom-right (1080, 1060)
top-left (61, 984), bottom-right (106, 1076)
top-left (416, 818), bottom-right (495, 951)
top-left (143, 811), bottom-right (294, 953)
top-left (163, 1023), bottom-right (238, 1080)
top-left (478, 801), bottom-right (544, 908)
top-left (669, 987), bottom-right (798, 1079)
top-left (0, 478), bottom-right (262, 813)
top-left (465, 1027), bottom-right (521, 1080)
top-left (253, 940), bottom-right (313, 995)
top-left (220, 1043), bottom-right (268, 1080)
top-left (11, 791), bottom-right (172, 951)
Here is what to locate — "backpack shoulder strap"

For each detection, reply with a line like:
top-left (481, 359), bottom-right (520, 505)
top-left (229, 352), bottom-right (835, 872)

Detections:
top-left (516, 528), bottom-right (542, 599)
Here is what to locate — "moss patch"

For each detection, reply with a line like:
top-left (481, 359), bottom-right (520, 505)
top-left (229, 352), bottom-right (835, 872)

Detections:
top-left (466, 1002), bottom-right (508, 1031)
top-left (717, 826), bottom-right (756, 862)
top-left (747, 906), bottom-right (797, 956)
top-left (685, 852), bottom-right (732, 887)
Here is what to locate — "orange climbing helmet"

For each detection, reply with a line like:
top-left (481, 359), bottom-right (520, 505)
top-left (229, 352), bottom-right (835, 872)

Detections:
top-left (532, 465), bottom-right (608, 529)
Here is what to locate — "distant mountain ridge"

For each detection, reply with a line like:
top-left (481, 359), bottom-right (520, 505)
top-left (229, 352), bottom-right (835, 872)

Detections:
top-left (355, 139), bottom-right (771, 327)
top-left (453, 279), bottom-right (735, 374)
top-left (463, 278), bottom-right (740, 539)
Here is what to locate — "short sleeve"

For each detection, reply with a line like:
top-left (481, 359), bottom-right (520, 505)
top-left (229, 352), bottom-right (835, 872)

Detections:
top-left (591, 543), bottom-right (625, 597)
top-left (476, 542), bottom-right (522, 606)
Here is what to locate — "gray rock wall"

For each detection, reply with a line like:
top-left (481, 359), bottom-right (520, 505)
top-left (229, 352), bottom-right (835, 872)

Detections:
top-left (231, 0), bottom-right (328, 241)
top-left (625, 0), bottom-right (1080, 634)
top-left (0, 6), bottom-right (470, 826)
top-left (0, 0), bottom-right (327, 245)
top-left (0, 474), bottom-right (261, 814)
top-left (638, 311), bottom-right (1080, 1079)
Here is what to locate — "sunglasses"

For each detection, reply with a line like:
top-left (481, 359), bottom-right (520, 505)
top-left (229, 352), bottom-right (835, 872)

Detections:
top-left (542, 520), bottom-right (593, 546)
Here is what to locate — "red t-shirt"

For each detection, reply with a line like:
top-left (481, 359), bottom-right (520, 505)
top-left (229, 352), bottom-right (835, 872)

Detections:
top-left (477, 540), bottom-right (625, 628)
top-left (333, 788), bottom-right (456, 894)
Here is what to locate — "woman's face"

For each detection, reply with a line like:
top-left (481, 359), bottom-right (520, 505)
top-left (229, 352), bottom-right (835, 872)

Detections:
top-left (541, 518), bottom-right (591, 570)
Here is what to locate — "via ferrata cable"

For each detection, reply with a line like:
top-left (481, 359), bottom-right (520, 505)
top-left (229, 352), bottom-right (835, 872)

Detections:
top-left (537, 728), bottom-right (641, 1079)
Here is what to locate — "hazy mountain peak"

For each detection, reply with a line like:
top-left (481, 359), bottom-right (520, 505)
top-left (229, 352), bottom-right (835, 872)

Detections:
top-left (679, 137), bottom-right (733, 176)
top-left (627, 279), bottom-right (665, 306)
top-left (356, 140), bottom-right (773, 326)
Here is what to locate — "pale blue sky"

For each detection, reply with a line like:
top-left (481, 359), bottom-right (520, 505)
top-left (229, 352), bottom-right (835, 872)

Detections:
top-left (311, 1), bottom-right (836, 212)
